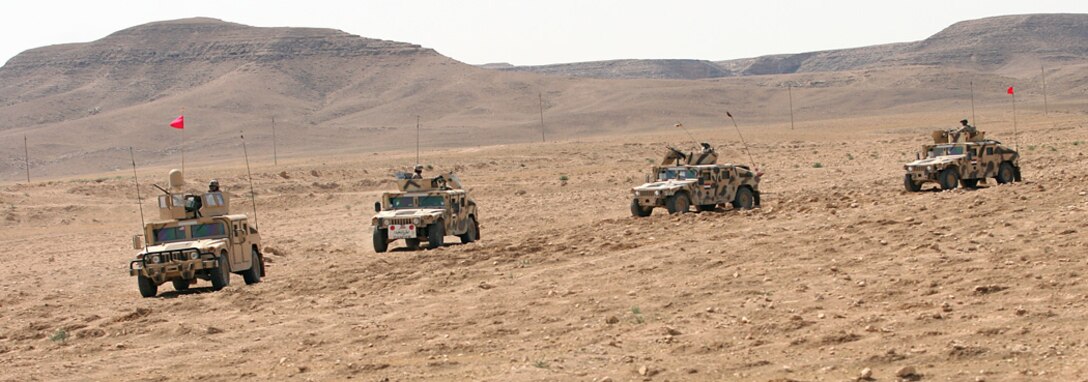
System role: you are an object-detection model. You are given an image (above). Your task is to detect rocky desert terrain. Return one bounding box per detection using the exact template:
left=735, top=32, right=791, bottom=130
left=2, top=108, right=1088, bottom=381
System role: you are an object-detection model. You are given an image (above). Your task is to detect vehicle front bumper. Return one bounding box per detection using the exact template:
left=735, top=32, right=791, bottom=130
left=130, top=249, right=218, bottom=283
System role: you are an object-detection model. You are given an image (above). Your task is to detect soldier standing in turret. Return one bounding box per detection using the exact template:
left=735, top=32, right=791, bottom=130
left=953, top=119, right=977, bottom=142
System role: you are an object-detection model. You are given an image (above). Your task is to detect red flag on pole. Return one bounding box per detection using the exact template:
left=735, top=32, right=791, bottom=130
left=170, top=115, right=185, bottom=129
left=1007, top=86, right=1014, bottom=95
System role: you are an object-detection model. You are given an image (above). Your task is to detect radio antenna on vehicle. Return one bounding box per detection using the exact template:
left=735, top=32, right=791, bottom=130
left=725, top=112, right=757, bottom=170
left=674, top=123, right=701, bottom=150
left=241, top=131, right=259, bottom=228
left=129, top=147, right=146, bottom=229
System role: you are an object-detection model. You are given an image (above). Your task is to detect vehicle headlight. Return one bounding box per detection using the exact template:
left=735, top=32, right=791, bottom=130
left=150, top=255, right=161, bottom=264
left=654, top=190, right=661, bottom=196
left=190, top=252, right=199, bottom=260
left=412, top=217, right=421, bottom=225
left=926, top=165, right=934, bottom=172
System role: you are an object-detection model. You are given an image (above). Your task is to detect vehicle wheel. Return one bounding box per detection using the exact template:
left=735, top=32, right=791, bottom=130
left=630, top=199, right=652, bottom=217
left=138, top=276, right=158, bottom=298
left=171, top=278, right=190, bottom=292
left=903, top=174, right=921, bottom=192
left=960, top=178, right=979, bottom=188
left=242, top=249, right=262, bottom=285
left=665, top=193, right=690, bottom=214
left=459, top=217, right=478, bottom=244
left=995, top=162, right=1016, bottom=184
left=696, top=204, right=716, bottom=212
left=938, top=168, right=959, bottom=190
left=210, top=253, right=230, bottom=291
left=373, top=227, right=389, bottom=253
left=427, top=221, right=445, bottom=249
left=404, top=238, right=421, bottom=250
left=732, top=187, right=755, bottom=210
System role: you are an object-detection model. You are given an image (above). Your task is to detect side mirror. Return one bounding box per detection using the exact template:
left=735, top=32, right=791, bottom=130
left=453, top=203, right=461, bottom=213
left=374, top=201, right=382, bottom=212
left=132, top=235, right=144, bottom=250
left=966, top=151, right=974, bottom=160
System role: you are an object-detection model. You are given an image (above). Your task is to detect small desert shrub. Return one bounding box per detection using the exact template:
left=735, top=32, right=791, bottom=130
left=812, top=162, right=824, bottom=168
left=50, top=329, right=68, bottom=343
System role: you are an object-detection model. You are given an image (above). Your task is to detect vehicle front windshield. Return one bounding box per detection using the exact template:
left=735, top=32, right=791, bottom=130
left=390, top=197, right=414, bottom=209
left=191, top=222, right=227, bottom=239
left=658, top=168, right=697, bottom=181
left=419, top=196, right=445, bottom=208
left=153, top=226, right=186, bottom=244
left=927, top=145, right=965, bottom=157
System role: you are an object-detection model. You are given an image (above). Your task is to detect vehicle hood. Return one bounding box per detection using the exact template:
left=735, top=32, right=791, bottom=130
left=142, top=238, right=228, bottom=255
left=374, top=209, right=444, bottom=219
left=905, top=155, right=964, bottom=167
left=633, top=179, right=695, bottom=191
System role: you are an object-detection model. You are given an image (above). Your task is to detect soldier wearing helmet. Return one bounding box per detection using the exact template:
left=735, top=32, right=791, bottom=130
left=953, top=119, right=977, bottom=142
left=208, top=179, right=220, bottom=192
left=412, top=164, right=424, bottom=179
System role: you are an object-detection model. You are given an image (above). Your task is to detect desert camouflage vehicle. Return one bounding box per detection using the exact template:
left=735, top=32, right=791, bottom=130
left=371, top=172, right=480, bottom=252
left=631, top=144, right=761, bottom=216
left=903, top=130, right=1022, bottom=191
left=129, top=170, right=265, bottom=297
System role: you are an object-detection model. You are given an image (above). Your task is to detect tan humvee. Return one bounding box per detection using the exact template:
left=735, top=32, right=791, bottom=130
left=371, top=172, right=480, bottom=252
left=903, top=130, right=1022, bottom=191
left=129, top=170, right=265, bottom=297
left=631, top=144, right=761, bottom=216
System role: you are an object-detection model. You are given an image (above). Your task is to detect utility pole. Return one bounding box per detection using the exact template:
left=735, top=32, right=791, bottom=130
left=539, top=92, right=545, bottom=142
left=271, top=116, right=278, bottom=166
left=1041, top=65, right=1049, bottom=117
left=24, top=135, right=30, bottom=184
left=416, top=115, right=421, bottom=165
left=787, top=84, right=796, bottom=130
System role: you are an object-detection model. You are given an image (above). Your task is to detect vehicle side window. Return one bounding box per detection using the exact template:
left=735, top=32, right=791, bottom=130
left=986, top=147, right=994, bottom=155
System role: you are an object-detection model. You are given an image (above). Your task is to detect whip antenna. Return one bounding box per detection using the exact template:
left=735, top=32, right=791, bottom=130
left=674, top=123, right=701, bottom=150
left=240, top=131, right=259, bottom=228
left=726, top=112, right=757, bottom=169
left=129, top=147, right=146, bottom=229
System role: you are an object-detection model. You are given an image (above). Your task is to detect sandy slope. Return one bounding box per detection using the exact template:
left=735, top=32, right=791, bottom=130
left=1, top=110, right=1087, bottom=381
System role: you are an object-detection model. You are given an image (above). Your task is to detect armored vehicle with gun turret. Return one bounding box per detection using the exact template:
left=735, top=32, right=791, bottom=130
left=630, top=143, right=761, bottom=216
left=129, top=170, right=265, bottom=297
left=371, top=172, right=480, bottom=252
left=903, top=130, right=1021, bottom=191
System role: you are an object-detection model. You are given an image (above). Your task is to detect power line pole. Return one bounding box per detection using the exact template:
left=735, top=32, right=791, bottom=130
left=1041, top=65, right=1049, bottom=117
left=271, top=116, right=278, bottom=166
left=416, top=115, right=421, bottom=164
left=23, top=135, right=30, bottom=184
left=539, top=92, right=545, bottom=142
left=787, top=84, right=796, bottom=130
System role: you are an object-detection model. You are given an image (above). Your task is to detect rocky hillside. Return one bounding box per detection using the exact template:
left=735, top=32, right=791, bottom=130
left=494, top=14, right=1088, bottom=79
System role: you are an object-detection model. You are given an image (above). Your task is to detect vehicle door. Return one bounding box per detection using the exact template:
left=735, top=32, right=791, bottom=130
left=229, top=220, right=250, bottom=269
left=965, top=146, right=982, bottom=178
left=982, top=145, right=997, bottom=177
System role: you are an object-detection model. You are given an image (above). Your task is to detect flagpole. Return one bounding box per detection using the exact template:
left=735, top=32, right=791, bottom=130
left=180, top=108, right=186, bottom=174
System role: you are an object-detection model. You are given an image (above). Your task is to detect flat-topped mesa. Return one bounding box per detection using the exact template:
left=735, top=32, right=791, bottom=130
left=395, top=173, right=466, bottom=192
left=156, top=169, right=230, bottom=220
left=662, top=143, right=718, bottom=166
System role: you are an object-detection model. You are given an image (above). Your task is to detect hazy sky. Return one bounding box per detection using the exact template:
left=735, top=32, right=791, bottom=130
left=1, top=0, right=1086, bottom=66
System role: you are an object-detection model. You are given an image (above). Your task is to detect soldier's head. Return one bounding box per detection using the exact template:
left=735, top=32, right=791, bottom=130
left=414, top=164, right=424, bottom=175
left=960, top=119, right=969, bottom=125
left=209, top=179, right=220, bottom=192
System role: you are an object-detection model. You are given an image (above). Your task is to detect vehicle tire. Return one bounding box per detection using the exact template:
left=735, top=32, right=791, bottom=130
left=996, top=162, right=1016, bottom=184
left=373, top=227, right=389, bottom=253
left=938, top=168, right=959, bottom=190
left=138, top=276, right=158, bottom=298
left=696, top=204, right=716, bottom=212
left=428, top=221, right=445, bottom=249
left=630, top=199, right=652, bottom=217
left=210, top=253, right=230, bottom=291
left=665, top=193, right=690, bottom=214
left=404, top=238, right=421, bottom=250
left=903, top=174, right=921, bottom=192
left=961, top=178, right=979, bottom=188
left=732, top=187, right=755, bottom=210
left=171, top=278, right=190, bottom=292
left=459, top=217, right=478, bottom=244
left=242, top=249, right=262, bottom=285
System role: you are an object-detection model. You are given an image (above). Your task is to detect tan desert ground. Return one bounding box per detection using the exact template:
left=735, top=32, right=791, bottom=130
left=2, top=14, right=1088, bottom=382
